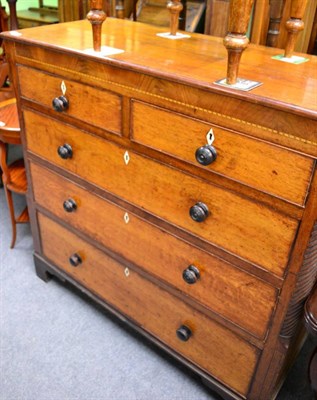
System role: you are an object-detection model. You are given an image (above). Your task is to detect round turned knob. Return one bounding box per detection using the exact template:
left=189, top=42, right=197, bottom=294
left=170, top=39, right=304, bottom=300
left=63, top=198, right=77, bottom=213
left=57, top=143, right=73, bottom=159
left=69, top=253, right=82, bottom=267
left=189, top=202, right=209, bottom=223
left=52, top=95, right=69, bottom=112
left=176, top=325, right=192, bottom=342
left=183, top=265, right=200, bottom=284
left=195, top=145, right=217, bottom=166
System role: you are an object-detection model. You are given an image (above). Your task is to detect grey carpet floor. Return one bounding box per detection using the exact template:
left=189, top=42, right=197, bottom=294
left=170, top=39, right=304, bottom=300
left=0, top=149, right=316, bottom=400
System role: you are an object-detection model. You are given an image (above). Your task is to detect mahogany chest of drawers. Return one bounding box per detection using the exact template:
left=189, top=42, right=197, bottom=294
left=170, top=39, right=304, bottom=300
left=2, top=18, right=317, bottom=400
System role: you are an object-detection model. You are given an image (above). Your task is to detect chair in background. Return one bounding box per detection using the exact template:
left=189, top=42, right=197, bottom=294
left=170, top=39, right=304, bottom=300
left=6, top=0, right=18, bottom=30
left=0, top=0, right=18, bottom=188
left=0, top=0, right=18, bottom=100
left=0, top=97, right=28, bottom=248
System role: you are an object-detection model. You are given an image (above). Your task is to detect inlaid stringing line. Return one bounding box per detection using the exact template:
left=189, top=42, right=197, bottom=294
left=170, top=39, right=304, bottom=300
left=16, top=54, right=317, bottom=148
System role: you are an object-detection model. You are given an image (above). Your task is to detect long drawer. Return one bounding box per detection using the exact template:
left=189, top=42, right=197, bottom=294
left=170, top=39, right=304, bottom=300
left=30, top=162, right=278, bottom=339
left=19, top=66, right=314, bottom=207
left=24, top=109, right=298, bottom=276
left=38, top=212, right=259, bottom=396
left=18, top=66, right=122, bottom=135
left=131, top=101, right=314, bottom=206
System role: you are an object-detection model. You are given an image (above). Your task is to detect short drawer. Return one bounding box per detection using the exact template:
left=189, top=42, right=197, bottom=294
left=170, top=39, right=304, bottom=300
left=38, top=213, right=259, bottom=396
left=18, top=65, right=122, bottom=135
left=131, top=101, right=314, bottom=206
left=25, top=109, right=299, bottom=276
left=31, top=162, right=278, bottom=339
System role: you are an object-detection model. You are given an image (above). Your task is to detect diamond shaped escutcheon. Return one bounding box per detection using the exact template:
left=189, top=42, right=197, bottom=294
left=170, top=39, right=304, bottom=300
left=124, top=150, right=130, bottom=165
left=124, top=212, right=129, bottom=224
left=61, top=80, right=67, bottom=95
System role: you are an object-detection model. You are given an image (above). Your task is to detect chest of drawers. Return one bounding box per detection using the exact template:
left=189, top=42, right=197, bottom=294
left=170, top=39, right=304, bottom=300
left=2, top=18, right=317, bottom=400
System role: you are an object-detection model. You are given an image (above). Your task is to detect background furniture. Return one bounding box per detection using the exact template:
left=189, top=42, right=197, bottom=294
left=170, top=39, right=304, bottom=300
left=0, top=97, right=28, bottom=248
left=0, top=0, right=18, bottom=187
left=0, top=0, right=17, bottom=98
left=5, top=0, right=317, bottom=52
left=205, top=0, right=317, bottom=54
left=305, top=284, right=317, bottom=396
left=251, top=0, right=317, bottom=51
left=58, top=0, right=110, bottom=22
left=16, top=9, right=58, bottom=29
left=0, top=3, right=10, bottom=97
left=7, top=0, right=59, bottom=29
left=6, top=0, right=18, bottom=30
left=132, top=0, right=205, bottom=32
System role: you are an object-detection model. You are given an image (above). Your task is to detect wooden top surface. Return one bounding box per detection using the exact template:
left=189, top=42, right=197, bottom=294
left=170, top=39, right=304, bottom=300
left=2, top=18, right=317, bottom=117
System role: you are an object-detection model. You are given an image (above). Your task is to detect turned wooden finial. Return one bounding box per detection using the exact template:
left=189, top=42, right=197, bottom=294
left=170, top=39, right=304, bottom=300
left=167, top=0, right=183, bottom=36
left=87, top=0, right=106, bottom=52
left=284, top=0, right=308, bottom=57
left=115, top=0, right=125, bottom=19
left=266, top=0, right=285, bottom=47
left=223, top=0, right=254, bottom=85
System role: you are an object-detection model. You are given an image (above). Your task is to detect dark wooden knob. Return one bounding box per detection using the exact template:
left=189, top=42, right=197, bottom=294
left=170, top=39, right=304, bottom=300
left=195, top=145, right=217, bottom=166
left=183, top=265, right=200, bottom=284
left=63, top=198, right=77, bottom=213
left=69, top=253, right=82, bottom=267
left=189, top=202, right=209, bottom=222
left=176, top=325, right=192, bottom=341
left=52, top=95, right=69, bottom=112
left=57, top=143, right=73, bottom=159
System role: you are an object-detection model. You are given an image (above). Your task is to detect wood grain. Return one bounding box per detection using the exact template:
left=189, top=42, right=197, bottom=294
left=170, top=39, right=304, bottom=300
left=280, top=222, right=317, bottom=337
left=87, top=0, right=106, bottom=52
left=24, top=110, right=299, bottom=276
left=131, top=100, right=314, bottom=205
left=30, top=161, right=278, bottom=340
left=38, top=212, right=259, bottom=396
left=2, top=19, right=316, bottom=115
left=18, top=66, right=122, bottom=136
left=13, top=44, right=317, bottom=158
left=3, top=17, right=317, bottom=400
left=204, top=0, right=230, bottom=37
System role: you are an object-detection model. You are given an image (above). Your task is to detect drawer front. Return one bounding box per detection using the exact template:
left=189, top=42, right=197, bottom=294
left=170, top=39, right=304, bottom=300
left=25, top=109, right=298, bottom=276
left=31, top=162, right=278, bottom=339
left=38, top=212, right=258, bottom=395
left=18, top=66, right=122, bottom=135
left=131, top=101, right=314, bottom=206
